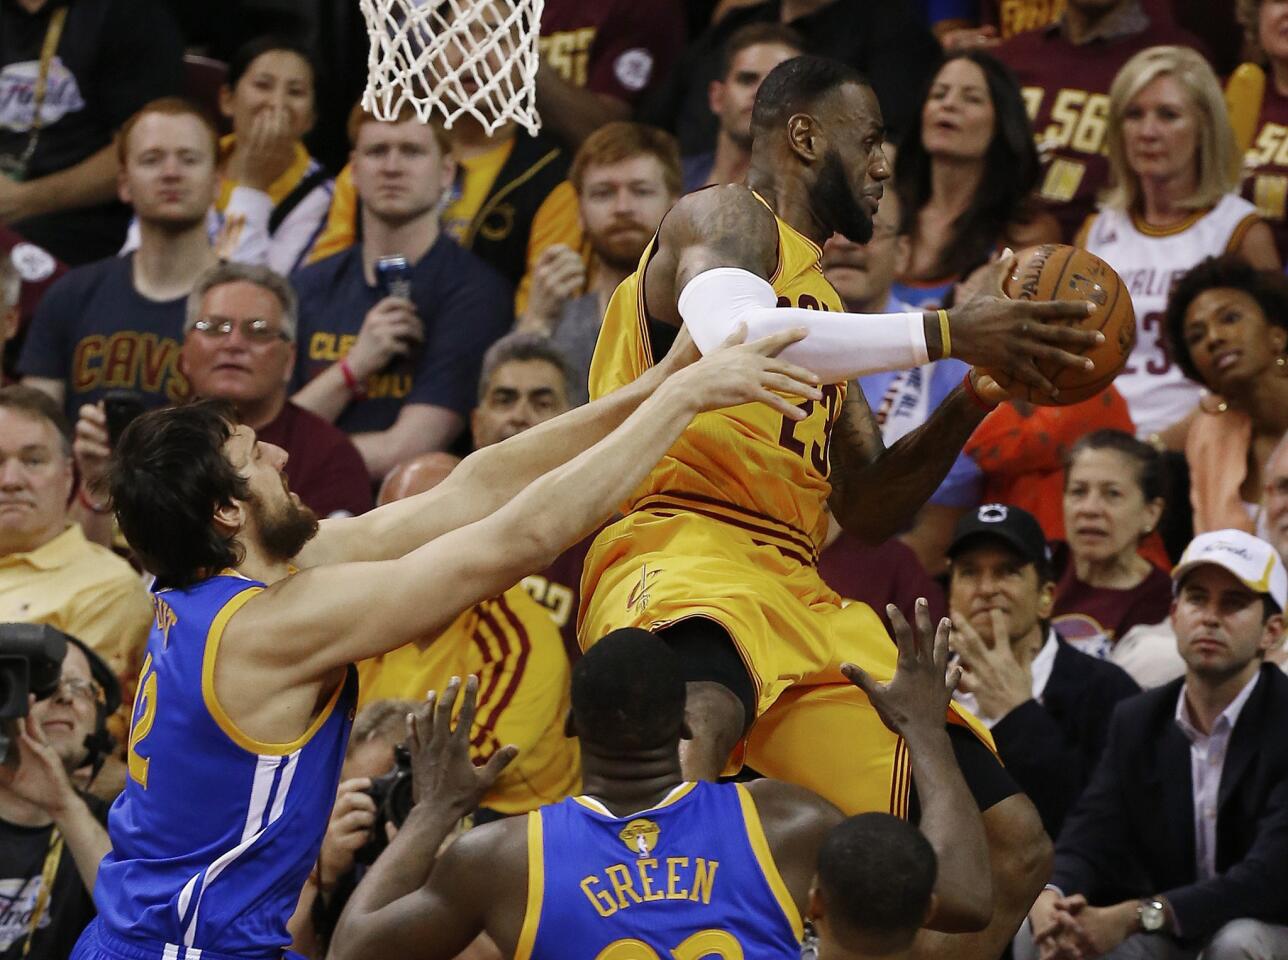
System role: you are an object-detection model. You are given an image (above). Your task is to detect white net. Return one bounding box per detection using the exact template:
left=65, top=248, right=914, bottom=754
left=360, top=0, right=545, bottom=136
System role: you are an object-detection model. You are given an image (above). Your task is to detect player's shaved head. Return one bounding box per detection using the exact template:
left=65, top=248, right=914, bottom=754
left=751, top=55, right=870, bottom=137
left=815, top=814, right=936, bottom=952
left=572, top=629, right=686, bottom=752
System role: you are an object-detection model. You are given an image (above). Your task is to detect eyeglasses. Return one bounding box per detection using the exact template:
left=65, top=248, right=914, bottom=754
left=191, top=317, right=291, bottom=343
left=57, top=676, right=104, bottom=705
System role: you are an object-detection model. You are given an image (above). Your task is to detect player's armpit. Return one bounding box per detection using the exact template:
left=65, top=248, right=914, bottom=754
left=643, top=185, right=779, bottom=327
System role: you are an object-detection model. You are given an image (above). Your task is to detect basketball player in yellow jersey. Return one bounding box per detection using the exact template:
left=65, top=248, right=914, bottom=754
left=580, top=55, right=1103, bottom=960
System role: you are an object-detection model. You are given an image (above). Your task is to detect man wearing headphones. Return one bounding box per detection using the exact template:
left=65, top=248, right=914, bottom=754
left=0, top=631, right=120, bottom=960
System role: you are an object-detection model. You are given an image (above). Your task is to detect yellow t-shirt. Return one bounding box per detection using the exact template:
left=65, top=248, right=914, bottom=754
left=356, top=585, right=579, bottom=814
left=0, top=524, right=152, bottom=675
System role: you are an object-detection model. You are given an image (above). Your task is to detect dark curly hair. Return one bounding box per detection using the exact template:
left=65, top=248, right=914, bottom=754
left=109, top=400, right=250, bottom=589
left=1163, top=255, right=1288, bottom=386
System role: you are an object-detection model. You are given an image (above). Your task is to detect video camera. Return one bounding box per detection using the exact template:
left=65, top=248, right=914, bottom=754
left=0, top=623, right=68, bottom=763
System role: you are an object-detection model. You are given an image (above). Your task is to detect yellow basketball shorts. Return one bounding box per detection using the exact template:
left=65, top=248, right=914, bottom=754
left=579, top=509, right=993, bottom=815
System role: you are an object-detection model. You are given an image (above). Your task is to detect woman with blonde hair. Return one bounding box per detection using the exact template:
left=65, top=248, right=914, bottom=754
left=1077, top=45, right=1279, bottom=446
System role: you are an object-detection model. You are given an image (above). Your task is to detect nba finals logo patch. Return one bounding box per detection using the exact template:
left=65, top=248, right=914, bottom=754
left=619, top=818, right=660, bottom=857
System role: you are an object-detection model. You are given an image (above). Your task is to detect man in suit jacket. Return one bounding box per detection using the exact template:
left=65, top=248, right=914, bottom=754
left=947, top=504, right=1141, bottom=841
left=1021, top=529, right=1288, bottom=960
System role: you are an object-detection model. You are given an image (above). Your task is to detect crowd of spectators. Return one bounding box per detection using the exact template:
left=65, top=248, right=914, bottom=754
left=4, top=0, right=1288, bottom=958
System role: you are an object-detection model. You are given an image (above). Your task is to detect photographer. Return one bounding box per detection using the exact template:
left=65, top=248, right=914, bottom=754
left=286, top=700, right=416, bottom=959
left=0, top=634, right=119, bottom=960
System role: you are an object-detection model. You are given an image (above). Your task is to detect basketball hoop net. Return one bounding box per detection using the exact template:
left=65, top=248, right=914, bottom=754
left=359, top=0, right=544, bottom=136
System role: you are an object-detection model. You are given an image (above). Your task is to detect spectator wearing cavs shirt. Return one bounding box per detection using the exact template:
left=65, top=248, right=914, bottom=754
left=17, top=98, right=220, bottom=423
left=290, top=106, right=511, bottom=481
left=993, top=0, right=1205, bottom=242
left=180, top=262, right=371, bottom=519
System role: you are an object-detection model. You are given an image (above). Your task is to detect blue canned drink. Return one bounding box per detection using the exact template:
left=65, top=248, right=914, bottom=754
left=375, top=255, right=412, bottom=299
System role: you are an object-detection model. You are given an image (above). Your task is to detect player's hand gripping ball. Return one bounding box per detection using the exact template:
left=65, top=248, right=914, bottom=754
left=981, top=244, right=1135, bottom=405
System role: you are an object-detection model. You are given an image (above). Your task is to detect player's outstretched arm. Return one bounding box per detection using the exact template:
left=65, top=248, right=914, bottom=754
left=652, top=195, right=1102, bottom=395
left=331, top=677, right=525, bottom=960
left=296, top=326, right=757, bottom=570
left=238, top=329, right=821, bottom=677
left=842, top=601, right=993, bottom=933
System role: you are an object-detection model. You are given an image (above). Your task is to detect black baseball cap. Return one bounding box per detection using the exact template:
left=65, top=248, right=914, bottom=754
left=948, top=503, right=1052, bottom=574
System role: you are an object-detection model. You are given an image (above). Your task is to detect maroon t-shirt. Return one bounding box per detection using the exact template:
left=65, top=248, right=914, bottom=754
left=539, top=0, right=685, bottom=106
left=817, top=533, right=946, bottom=635
left=257, top=402, right=373, bottom=519
left=1241, top=82, right=1288, bottom=262
left=522, top=531, right=596, bottom=662
left=1050, top=542, right=1172, bottom=659
left=996, top=20, right=1205, bottom=242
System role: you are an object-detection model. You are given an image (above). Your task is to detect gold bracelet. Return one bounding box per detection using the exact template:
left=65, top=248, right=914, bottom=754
left=938, top=309, right=951, bottom=359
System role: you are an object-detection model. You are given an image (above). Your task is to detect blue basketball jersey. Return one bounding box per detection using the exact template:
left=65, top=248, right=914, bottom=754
left=84, top=571, right=356, bottom=959
left=517, top=780, right=803, bottom=959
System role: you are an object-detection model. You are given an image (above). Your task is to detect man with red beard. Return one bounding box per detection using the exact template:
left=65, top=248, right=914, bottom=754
left=519, top=122, right=682, bottom=404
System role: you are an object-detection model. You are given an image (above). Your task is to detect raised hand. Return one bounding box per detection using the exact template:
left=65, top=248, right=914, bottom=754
left=841, top=598, right=958, bottom=741
left=951, top=609, right=1034, bottom=722
left=230, top=106, right=297, bottom=192
left=346, top=297, right=424, bottom=379
left=73, top=403, right=111, bottom=497
left=318, top=778, right=379, bottom=886
left=0, top=709, right=77, bottom=818
left=670, top=325, right=823, bottom=419
left=947, top=252, right=1101, bottom=399
left=408, top=676, right=518, bottom=822
left=521, top=244, right=586, bottom=333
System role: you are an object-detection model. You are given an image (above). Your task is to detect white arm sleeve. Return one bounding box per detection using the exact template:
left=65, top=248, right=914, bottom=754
left=677, top=266, right=931, bottom=382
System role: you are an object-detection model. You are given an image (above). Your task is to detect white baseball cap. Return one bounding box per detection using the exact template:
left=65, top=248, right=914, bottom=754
left=1172, top=530, right=1287, bottom=611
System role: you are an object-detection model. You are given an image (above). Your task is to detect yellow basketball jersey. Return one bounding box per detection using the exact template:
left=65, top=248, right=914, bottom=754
left=356, top=586, right=579, bottom=814
left=589, top=199, right=846, bottom=554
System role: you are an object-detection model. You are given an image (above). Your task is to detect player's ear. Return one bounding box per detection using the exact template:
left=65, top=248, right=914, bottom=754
left=922, top=891, right=939, bottom=927
left=786, top=113, right=820, bottom=163
left=806, top=878, right=825, bottom=922
left=212, top=498, right=246, bottom=539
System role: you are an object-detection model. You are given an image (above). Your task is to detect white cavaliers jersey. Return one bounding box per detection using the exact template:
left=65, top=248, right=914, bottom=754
left=1080, top=193, right=1259, bottom=436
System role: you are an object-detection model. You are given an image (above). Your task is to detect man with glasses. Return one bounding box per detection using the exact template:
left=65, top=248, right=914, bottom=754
left=0, top=632, right=121, bottom=960
left=179, top=262, right=372, bottom=519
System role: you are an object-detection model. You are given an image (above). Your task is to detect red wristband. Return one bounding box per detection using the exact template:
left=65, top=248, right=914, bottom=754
left=339, top=358, right=366, bottom=398
left=962, top=372, right=1000, bottom=412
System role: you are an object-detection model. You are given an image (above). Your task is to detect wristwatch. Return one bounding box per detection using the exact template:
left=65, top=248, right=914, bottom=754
left=1138, top=898, right=1167, bottom=933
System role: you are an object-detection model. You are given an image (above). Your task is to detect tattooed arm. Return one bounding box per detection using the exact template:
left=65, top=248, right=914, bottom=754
left=827, top=381, right=989, bottom=544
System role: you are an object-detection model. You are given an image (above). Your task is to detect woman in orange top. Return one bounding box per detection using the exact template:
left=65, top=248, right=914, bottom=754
left=1164, top=254, right=1288, bottom=535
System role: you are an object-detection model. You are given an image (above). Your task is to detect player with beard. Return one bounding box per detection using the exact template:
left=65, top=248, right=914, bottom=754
left=579, top=55, right=1103, bottom=959
left=72, top=318, right=823, bottom=960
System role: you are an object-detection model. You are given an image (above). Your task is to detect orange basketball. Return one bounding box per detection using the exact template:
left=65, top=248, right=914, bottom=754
left=980, top=244, right=1136, bottom=406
